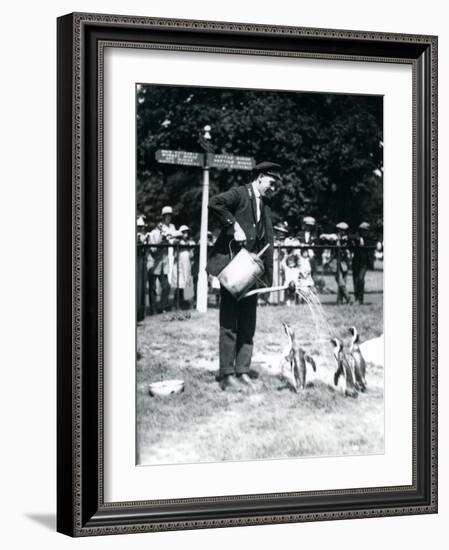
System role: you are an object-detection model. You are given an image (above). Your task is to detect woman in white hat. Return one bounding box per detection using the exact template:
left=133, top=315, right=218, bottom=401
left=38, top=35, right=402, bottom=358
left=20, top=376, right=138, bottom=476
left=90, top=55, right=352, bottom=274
left=171, top=225, right=195, bottom=309
left=147, top=206, right=177, bottom=313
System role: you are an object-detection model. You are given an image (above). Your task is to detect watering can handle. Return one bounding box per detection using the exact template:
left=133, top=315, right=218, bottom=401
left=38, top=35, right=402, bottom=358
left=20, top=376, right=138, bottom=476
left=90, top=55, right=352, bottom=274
left=228, top=239, right=242, bottom=260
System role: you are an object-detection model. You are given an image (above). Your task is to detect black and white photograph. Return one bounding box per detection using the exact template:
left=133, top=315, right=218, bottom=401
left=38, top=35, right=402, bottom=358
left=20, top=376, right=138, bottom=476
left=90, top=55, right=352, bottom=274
left=1, top=0, right=442, bottom=544
left=135, top=83, right=384, bottom=466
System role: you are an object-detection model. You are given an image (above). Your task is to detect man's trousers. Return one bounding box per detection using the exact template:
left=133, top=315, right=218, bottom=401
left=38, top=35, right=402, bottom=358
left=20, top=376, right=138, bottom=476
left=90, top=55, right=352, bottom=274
left=219, top=287, right=258, bottom=376
left=352, top=265, right=368, bottom=304
left=148, top=273, right=170, bottom=314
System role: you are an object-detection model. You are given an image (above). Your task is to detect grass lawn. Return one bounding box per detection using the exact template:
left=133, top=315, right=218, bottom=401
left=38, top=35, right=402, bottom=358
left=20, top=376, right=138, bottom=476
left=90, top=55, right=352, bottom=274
left=137, top=298, right=383, bottom=466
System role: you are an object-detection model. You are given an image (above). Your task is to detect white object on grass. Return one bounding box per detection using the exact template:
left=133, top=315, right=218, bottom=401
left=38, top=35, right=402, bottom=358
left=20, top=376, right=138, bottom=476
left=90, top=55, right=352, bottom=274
left=149, top=379, right=185, bottom=397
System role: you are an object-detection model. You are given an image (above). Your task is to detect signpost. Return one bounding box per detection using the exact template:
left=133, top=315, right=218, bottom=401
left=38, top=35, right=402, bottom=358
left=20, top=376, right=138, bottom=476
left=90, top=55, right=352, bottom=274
left=156, top=147, right=255, bottom=312
left=208, top=153, right=255, bottom=171
left=155, top=149, right=204, bottom=167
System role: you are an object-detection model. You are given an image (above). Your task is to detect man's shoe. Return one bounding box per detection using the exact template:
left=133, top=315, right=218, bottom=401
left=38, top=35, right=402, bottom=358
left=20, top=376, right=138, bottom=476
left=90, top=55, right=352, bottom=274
left=237, top=373, right=256, bottom=391
left=220, top=374, right=241, bottom=391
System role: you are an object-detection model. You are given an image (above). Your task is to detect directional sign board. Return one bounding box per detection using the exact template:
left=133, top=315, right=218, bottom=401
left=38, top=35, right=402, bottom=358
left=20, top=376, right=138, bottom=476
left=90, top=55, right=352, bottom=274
left=208, top=154, right=255, bottom=171
left=156, top=149, right=204, bottom=167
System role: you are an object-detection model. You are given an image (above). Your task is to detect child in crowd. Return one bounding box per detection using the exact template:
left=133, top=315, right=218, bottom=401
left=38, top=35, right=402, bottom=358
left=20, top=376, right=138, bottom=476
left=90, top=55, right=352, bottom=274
left=297, top=248, right=315, bottom=295
left=282, top=253, right=301, bottom=307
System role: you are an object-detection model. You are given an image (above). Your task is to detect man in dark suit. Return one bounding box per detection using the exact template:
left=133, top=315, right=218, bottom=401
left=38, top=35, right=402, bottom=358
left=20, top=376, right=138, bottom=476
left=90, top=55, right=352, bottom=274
left=207, top=162, right=281, bottom=391
left=320, top=221, right=352, bottom=304
left=351, top=222, right=373, bottom=305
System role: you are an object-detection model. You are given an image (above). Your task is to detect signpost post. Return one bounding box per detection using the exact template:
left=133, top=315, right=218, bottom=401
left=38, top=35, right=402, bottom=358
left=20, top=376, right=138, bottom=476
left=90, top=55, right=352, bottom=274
left=196, top=160, right=210, bottom=312
left=156, top=147, right=255, bottom=312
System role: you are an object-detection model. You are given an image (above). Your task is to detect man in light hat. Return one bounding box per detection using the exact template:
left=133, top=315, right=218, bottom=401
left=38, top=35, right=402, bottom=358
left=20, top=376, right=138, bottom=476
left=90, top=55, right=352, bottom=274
left=273, top=221, right=289, bottom=236
left=297, top=215, right=318, bottom=277
left=207, top=161, right=281, bottom=391
left=147, top=206, right=177, bottom=314
left=334, top=222, right=353, bottom=304
left=136, top=215, right=147, bottom=243
left=136, top=215, right=148, bottom=321
left=351, top=222, right=372, bottom=305
left=320, top=221, right=352, bottom=304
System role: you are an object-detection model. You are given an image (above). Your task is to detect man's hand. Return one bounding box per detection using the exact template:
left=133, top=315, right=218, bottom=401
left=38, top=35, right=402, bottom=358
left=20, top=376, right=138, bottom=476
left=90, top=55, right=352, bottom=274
left=233, top=221, right=247, bottom=244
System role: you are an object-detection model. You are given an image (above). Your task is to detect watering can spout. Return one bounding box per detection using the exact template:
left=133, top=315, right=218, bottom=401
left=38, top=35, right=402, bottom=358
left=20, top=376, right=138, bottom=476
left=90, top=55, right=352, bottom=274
left=243, top=284, right=288, bottom=298
left=256, top=243, right=270, bottom=258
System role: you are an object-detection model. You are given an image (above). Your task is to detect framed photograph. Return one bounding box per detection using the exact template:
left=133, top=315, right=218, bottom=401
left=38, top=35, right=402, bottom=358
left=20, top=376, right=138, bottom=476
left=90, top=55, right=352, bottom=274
left=57, top=12, right=437, bottom=536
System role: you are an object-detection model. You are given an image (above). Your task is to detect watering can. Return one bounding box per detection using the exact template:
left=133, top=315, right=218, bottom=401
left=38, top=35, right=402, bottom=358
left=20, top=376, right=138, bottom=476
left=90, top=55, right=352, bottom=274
left=217, top=241, right=270, bottom=301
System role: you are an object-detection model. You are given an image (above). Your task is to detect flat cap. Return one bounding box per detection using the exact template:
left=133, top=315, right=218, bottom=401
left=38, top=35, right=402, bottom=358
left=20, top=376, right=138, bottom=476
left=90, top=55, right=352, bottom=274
left=161, top=206, right=173, bottom=215
left=254, top=161, right=282, bottom=179
left=179, top=225, right=189, bottom=232
left=336, top=221, right=349, bottom=231
left=359, top=222, right=370, bottom=230
left=303, top=216, right=316, bottom=226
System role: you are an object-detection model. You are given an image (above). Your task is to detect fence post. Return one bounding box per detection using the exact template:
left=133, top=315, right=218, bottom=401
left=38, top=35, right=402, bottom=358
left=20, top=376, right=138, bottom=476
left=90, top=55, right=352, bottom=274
left=176, top=242, right=180, bottom=311
left=276, top=245, right=280, bottom=305
left=136, top=245, right=146, bottom=321
left=336, top=238, right=341, bottom=303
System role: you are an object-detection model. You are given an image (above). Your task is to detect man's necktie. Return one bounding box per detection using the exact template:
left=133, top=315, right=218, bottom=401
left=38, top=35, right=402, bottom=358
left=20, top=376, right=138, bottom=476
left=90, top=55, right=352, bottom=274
left=257, top=199, right=265, bottom=239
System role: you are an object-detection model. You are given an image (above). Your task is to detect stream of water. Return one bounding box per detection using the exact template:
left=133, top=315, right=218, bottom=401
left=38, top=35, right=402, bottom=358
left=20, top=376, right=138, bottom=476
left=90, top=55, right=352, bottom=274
left=294, top=287, right=337, bottom=366
left=250, top=284, right=337, bottom=367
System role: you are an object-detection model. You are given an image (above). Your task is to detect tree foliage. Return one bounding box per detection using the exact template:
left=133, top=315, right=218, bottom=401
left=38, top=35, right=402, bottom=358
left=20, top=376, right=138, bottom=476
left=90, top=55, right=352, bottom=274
left=137, top=84, right=383, bottom=237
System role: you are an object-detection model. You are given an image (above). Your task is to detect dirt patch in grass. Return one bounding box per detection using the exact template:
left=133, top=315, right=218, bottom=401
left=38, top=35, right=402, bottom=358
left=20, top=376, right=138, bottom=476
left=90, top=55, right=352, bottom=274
left=137, top=302, right=383, bottom=465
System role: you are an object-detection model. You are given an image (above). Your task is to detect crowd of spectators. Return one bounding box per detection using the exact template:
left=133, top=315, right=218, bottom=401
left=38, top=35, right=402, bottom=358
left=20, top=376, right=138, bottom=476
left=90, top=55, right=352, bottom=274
left=137, top=208, right=383, bottom=315
left=137, top=207, right=197, bottom=314
left=272, top=216, right=382, bottom=306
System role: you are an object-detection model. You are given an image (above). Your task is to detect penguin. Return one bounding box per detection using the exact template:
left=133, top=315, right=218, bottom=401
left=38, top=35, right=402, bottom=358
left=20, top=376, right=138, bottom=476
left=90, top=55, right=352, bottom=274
left=330, top=337, right=358, bottom=398
left=281, top=322, right=316, bottom=392
left=348, top=327, right=367, bottom=392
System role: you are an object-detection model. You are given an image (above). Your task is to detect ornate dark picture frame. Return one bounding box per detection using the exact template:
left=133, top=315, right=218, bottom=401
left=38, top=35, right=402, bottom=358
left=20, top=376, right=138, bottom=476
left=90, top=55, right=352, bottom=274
left=57, top=12, right=438, bottom=537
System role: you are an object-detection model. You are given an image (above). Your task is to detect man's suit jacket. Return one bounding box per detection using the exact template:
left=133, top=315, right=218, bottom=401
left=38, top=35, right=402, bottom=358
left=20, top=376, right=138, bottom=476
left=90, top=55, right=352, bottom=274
left=206, top=184, right=274, bottom=286
left=350, top=233, right=374, bottom=270
left=297, top=229, right=317, bottom=246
